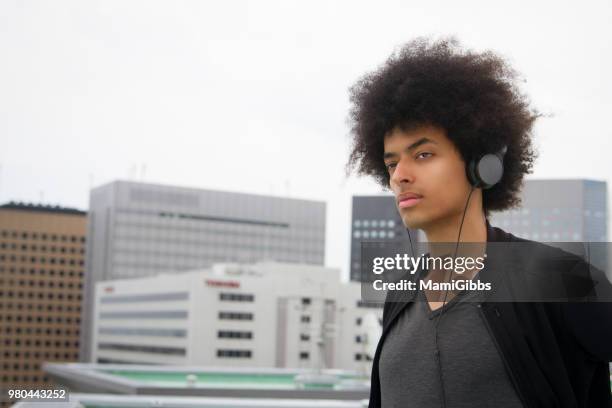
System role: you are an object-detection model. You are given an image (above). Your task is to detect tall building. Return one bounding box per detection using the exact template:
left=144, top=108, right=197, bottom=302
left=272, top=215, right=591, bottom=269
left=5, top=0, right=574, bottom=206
left=91, top=261, right=381, bottom=374
left=489, top=179, right=607, bottom=242
left=80, top=180, right=326, bottom=362
left=0, top=202, right=86, bottom=401
left=490, top=179, right=609, bottom=281
left=349, top=195, right=417, bottom=282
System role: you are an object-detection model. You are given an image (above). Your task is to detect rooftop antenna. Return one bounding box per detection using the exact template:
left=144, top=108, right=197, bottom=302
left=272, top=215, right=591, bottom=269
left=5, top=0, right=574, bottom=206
left=294, top=300, right=370, bottom=391
left=360, top=312, right=382, bottom=377
left=284, top=179, right=291, bottom=197
left=294, top=299, right=339, bottom=389
left=128, top=163, right=138, bottom=180
left=140, top=163, right=147, bottom=181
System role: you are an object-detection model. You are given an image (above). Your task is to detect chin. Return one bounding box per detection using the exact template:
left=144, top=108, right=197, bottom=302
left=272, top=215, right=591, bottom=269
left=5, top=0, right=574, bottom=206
left=399, top=210, right=428, bottom=230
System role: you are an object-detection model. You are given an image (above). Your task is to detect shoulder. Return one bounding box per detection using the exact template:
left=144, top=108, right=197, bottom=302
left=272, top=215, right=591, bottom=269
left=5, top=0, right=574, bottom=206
left=488, top=223, right=599, bottom=300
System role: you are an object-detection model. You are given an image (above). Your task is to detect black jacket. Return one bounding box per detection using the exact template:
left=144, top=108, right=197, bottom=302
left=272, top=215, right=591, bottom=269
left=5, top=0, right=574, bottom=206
left=368, top=222, right=612, bottom=408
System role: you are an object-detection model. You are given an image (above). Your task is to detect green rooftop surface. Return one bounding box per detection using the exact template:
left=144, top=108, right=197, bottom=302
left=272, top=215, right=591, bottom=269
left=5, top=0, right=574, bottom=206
left=98, top=369, right=364, bottom=389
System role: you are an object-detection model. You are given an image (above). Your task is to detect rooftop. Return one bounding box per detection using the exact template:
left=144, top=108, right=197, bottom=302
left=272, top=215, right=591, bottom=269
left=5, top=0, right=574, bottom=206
left=0, top=201, right=86, bottom=216
left=43, top=363, right=370, bottom=401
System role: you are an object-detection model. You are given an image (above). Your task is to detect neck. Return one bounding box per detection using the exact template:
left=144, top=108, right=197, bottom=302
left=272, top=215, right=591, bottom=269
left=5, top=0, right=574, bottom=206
left=423, top=192, right=488, bottom=245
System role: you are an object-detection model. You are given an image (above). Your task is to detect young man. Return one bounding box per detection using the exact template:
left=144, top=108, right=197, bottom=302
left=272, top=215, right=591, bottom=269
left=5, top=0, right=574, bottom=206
left=347, top=37, right=612, bottom=407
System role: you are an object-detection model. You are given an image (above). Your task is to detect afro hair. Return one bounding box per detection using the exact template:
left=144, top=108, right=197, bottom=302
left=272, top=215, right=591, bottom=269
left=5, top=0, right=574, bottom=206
left=346, top=36, right=540, bottom=216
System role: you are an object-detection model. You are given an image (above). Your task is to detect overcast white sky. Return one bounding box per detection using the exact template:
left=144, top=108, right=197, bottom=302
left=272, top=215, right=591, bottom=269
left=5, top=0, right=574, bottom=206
left=1, top=0, right=611, bottom=279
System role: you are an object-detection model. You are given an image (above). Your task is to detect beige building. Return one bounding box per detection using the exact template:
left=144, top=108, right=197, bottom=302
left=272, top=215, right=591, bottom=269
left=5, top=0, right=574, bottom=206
left=0, top=202, right=86, bottom=400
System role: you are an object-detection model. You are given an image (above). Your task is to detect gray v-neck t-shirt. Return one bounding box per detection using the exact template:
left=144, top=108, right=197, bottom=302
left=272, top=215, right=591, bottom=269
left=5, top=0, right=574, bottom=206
left=378, top=287, right=524, bottom=408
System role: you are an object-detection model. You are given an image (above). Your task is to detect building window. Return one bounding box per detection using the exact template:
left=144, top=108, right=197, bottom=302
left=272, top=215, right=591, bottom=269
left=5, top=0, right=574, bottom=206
left=218, top=311, right=253, bottom=321
left=301, top=297, right=311, bottom=306
left=299, top=352, right=309, bottom=360
left=219, top=293, right=255, bottom=302
left=98, top=343, right=185, bottom=355
left=354, top=352, right=372, bottom=361
left=356, top=317, right=362, bottom=326
left=218, top=330, right=253, bottom=339
left=99, top=310, right=187, bottom=319
left=301, top=315, right=311, bottom=323
left=356, top=300, right=383, bottom=309
left=217, top=349, right=252, bottom=358
left=98, top=327, right=187, bottom=337
left=101, top=292, right=189, bottom=303
left=300, top=334, right=310, bottom=341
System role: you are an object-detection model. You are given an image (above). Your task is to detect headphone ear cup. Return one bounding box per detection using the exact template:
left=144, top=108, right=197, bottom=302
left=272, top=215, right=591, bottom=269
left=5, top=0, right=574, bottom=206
left=466, top=159, right=480, bottom=188
left=475, top=154, right=504, bottom=189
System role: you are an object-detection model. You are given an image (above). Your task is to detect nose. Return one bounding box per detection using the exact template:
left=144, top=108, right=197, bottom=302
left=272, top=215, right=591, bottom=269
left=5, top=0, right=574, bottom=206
left=390, top=158, right=416, bottom=187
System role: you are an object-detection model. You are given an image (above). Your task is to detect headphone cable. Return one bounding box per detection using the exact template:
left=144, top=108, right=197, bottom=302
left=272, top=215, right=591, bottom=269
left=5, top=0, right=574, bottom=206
left=432, top=185, right=476, bottom=408
left=435, top=184, right=476, bottom=330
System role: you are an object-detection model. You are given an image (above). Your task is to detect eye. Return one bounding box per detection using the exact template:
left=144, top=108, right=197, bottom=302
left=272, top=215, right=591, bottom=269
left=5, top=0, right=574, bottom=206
left=416, top=152, right=433, bottom=160
left=385, top=162, right=397, bottom=172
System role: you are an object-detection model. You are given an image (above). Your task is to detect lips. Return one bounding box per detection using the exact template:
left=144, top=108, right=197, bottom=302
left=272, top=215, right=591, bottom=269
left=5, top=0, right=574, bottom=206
left=397, top=193, right=423, bottom=209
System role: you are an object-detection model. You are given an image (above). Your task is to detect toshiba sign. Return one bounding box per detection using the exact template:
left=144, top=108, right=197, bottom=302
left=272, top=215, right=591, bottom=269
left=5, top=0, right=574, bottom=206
left=205, top=279, right=240, bottom=288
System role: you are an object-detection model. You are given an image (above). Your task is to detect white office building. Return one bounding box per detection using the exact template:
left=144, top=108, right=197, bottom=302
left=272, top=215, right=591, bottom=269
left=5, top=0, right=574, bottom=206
left=92, top=262, right=382, bottom=374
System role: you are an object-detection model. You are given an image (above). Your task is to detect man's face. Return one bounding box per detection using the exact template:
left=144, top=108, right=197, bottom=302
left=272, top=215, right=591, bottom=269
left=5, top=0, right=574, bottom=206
left=383, top=124, right=473, bottom=230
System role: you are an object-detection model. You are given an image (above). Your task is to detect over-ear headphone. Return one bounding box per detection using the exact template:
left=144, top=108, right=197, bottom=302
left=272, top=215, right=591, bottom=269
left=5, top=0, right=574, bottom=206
left=466, top=145, right=507, bottom=189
